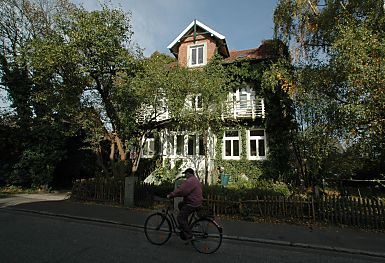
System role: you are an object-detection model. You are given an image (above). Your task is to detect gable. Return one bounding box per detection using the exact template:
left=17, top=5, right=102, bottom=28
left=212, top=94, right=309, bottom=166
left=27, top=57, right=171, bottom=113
left=167, top=19, right=229, bottom=59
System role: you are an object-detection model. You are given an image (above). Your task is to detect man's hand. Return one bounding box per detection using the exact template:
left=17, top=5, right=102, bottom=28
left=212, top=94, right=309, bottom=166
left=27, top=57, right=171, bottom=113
left=166, top=194, right=171, bottom=199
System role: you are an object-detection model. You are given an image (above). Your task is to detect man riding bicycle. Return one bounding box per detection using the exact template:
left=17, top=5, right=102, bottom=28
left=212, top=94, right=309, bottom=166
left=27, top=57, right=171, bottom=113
left=167, top=168, right=203, bottom=241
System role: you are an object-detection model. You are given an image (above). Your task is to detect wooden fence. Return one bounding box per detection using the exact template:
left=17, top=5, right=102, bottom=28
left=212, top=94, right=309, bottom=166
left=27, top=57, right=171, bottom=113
left=204, top=195, right=385, bottom=229
left=71, top=177, right=125, bottom=205
left=72, top=179, right=385, bottom=230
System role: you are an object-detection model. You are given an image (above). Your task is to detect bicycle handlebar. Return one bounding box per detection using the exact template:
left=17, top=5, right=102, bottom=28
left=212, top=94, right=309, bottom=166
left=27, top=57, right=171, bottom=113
left=174, top=175, right=186, bottom=181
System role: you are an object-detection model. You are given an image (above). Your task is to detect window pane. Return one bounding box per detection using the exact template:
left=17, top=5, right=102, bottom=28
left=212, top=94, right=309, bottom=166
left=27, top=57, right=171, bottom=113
left=199, top=136, right=204, bottom=155
left=250, top=140, right=257, bottom=156
left=225, top=140, right=231, bottom=156
left=258, top=139, right=265, bottom=156
left=240, top=94, right=248, bottom=109
left=188, top=135, right=196, bottom=155
left=167, top=135, right=174, bottom=155
left=233, top=140, right=240, bottom=156
left=191, top=48, right=196, bottom=65
left=143, top=143, right=148, bottom=156
left=149, top=140, right=155, bottom=155
left=197, top=95, right=202, bottom=108
left=190, top=96, right=195, bottom=108
left=177, top=135, right=184, bottom=155
left=250, top=130, right=264, bottom=136
left=198, top=46, right=203, bottom=64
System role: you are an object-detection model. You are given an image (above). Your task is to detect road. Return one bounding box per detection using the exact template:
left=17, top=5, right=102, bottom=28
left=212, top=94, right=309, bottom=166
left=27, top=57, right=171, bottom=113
left=0, top=209, right=383, bottom=263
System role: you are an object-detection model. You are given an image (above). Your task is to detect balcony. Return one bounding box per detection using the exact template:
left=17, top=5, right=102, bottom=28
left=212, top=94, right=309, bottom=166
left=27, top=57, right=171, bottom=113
left=136, top=106, right=170, bottom=124
left=222, top=98, right=265, bottom=120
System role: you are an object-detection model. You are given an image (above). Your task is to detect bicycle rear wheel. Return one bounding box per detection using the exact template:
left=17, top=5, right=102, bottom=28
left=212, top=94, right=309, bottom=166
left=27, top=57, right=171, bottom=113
left=191, top=218, right=222, bottom=254
left=144, top=213, right=172, bottom=245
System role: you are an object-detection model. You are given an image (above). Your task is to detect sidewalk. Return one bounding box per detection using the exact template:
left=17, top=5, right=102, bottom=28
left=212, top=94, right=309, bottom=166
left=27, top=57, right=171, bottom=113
left=2, top=194, right=385, bottom=258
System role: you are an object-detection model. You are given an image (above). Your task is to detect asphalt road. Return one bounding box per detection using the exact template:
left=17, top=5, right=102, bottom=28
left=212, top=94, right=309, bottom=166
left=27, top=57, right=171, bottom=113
left=0, top=209, right=383, bottom=263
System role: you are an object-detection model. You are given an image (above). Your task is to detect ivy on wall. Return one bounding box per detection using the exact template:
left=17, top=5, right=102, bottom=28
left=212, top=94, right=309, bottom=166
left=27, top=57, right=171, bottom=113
left=214, top=127, right=267, bottom=182
left=214, top=47, right=295, bottom=183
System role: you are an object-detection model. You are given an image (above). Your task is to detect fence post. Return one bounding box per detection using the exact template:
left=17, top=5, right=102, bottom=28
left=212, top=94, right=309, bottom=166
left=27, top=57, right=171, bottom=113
left=124, top=176, right=137, bottom=207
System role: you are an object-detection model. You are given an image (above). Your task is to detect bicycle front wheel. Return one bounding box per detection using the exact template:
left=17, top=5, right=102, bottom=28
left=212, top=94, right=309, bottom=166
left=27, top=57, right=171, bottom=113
left=191, top=218, right=223, bottom=254
left=144, top=213, right=172, bottom=245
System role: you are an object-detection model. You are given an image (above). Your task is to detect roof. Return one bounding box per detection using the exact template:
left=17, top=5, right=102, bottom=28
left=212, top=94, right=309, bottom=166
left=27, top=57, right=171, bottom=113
left=167, top=19, right=229, bottom=58
left=224, top=40, right=287, bottom=63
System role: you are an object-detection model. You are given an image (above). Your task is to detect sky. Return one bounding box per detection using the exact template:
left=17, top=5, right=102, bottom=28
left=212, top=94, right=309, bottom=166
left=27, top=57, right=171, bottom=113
left=72, top=0, right=279, bottom=57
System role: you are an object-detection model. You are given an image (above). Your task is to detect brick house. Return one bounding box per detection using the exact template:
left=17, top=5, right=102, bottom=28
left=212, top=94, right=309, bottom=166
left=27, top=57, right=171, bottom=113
left=141, top=20, right=287, bottom=184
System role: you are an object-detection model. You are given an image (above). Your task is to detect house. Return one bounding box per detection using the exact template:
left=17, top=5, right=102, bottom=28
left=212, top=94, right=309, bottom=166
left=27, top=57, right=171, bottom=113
left=141, top=20, right=288, bottom=184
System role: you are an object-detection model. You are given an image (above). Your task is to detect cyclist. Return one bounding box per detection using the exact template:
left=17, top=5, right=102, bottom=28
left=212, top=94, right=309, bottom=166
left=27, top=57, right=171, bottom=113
left=167, top=168, right=203, bottom=241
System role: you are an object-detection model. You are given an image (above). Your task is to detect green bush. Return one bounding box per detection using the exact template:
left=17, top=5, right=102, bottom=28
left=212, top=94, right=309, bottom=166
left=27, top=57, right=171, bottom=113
left=203, top=179, right=292, bottom=201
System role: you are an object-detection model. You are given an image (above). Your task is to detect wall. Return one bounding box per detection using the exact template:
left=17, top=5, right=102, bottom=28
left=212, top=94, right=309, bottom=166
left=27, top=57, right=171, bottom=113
left=177, top=30, right=218, bottom=68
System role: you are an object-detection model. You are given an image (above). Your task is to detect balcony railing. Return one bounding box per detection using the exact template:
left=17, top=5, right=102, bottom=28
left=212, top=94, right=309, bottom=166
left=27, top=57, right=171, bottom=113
left=136, top=106, right=169, bottom=124
left=222, top=98, right=265, bottom=120
left=137, top=98, right=265, bottom=124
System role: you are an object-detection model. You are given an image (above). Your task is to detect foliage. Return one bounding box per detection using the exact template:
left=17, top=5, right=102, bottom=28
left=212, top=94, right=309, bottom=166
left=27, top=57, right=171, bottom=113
left=0, top=0, right=83, bottom=188
left=164, top=54, right=231, bottom=184
left=116, top=52, right=176, bottom=175
left=147, top=159, right=184, bottom=184
left=203, top=180, right=292, bottom=200
left=21, top=3, right=143, bottom=180
left=0, top=1, right=146, bottom=187
left=273, top=0, right=385, bottom=185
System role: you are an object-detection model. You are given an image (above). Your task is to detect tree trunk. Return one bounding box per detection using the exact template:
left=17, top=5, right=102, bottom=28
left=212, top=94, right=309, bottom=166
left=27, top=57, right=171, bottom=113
left=131, top=134, right=146, bottom=177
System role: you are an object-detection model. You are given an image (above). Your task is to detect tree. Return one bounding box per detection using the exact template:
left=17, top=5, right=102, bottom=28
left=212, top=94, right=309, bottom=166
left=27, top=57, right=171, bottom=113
left=116, top=52, right=176, bottom=176
left=24, top=4, right=142, bottom=178
left=273, top=0, right=385, bottom=184
left=0, top=0, right=82, bottom=187
left=166, top=55, right=229, bottom=184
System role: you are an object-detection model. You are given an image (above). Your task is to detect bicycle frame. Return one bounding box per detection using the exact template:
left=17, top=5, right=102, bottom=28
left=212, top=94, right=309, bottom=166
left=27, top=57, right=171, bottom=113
left=161, top=201, right=199, bottom=234
left=145, top=198, right=224, bottom=254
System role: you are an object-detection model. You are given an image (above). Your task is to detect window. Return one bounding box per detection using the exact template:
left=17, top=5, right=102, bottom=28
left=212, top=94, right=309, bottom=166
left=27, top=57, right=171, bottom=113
left=196, top=95, right=202, bottom=109
left=167, top=133, right=205, bottom=157
left=176, top=135, right=184, bottom=155
left=142, top=137, right=155, bottom=157
left=239, top=93, right=248, bottom=109
left=223, top=130, right=240, bottom=159
left=188, top=135, right=196, bottom=155
left=166, top=135, right=174, bottom=155
left=188, top=94, right=202, bottom=109
left=188, top=43, right=206, bottom=67
left=248, top=129, right=266, bottom=160
left=199, top=136, right=205, bottom=156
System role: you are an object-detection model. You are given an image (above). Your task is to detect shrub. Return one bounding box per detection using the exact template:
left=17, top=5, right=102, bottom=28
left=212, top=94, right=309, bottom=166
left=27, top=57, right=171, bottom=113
left=203, top=179, right=292, bottom=201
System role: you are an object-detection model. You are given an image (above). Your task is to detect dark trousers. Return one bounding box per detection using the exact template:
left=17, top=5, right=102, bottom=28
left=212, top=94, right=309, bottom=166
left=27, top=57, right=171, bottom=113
left=177, top=202, right=197, bottom=240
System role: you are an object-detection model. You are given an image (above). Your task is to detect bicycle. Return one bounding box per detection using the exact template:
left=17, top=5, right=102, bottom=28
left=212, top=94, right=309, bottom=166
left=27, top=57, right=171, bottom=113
left=144, top=197, right=223, bottom=254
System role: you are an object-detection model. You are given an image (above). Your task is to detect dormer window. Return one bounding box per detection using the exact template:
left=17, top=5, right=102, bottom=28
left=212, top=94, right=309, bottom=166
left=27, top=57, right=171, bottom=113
left=188, top=42, right=207, bottom=67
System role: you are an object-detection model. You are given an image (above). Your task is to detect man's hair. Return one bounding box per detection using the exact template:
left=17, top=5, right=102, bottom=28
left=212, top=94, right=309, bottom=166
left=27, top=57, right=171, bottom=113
left=182, top=168, right=194, bottom=175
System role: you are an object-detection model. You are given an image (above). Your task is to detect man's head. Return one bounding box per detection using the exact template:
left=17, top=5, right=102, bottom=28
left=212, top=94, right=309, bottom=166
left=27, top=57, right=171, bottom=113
left=182, top=168, right=195, bottom=177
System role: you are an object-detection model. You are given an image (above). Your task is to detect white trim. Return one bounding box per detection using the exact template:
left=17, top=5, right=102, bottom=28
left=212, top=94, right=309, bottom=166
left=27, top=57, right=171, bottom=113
left=142, top=137, right=155, bottom=158
left=167, top=20, right=226, bottom=50
left=247, top=129, right=267, bottom=160
left=187, top=42, right=207, bottom=68
left=223, top=130, right=241, bottom=160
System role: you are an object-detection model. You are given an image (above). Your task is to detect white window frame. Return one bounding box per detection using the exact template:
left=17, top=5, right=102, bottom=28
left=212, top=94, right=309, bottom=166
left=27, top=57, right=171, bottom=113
left=234, top=86, right=256, bottom=109
left=188, top=42, right=207, bottom=68
left=247, top=129, right=267, bottom=160
left=142, top=137, right=155, bottom=158
left=186, top=94, right=203, bottom=110
left=223, top=130, right=241, bottom=160
left=176, top=134, right=185, bottom=156
left=187, top=134, right=197, bottom=156
left=166, top=133, right=175, bottom=156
